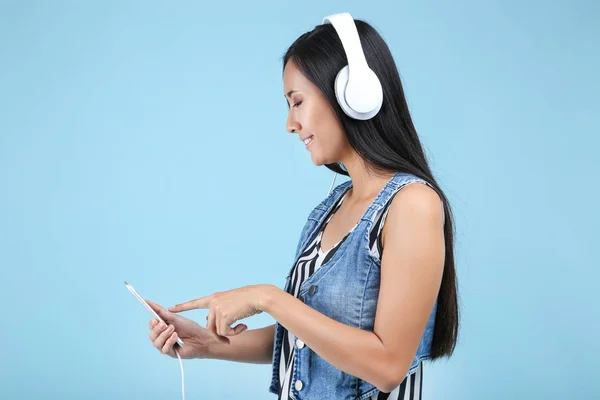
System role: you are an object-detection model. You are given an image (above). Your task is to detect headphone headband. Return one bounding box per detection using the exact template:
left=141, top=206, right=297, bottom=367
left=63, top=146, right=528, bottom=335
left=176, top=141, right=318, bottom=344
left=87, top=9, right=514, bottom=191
left=322, top=13, right=369, bottom=74
left=321, top=12, right=383, bottom=120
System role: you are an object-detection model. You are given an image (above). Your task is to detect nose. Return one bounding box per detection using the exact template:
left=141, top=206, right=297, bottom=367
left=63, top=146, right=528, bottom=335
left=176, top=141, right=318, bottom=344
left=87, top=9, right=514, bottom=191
left=286, top=112, right=301, bottom=134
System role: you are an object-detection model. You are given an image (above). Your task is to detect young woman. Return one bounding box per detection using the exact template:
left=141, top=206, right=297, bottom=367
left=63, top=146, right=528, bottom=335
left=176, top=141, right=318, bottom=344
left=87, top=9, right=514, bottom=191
left=146, top=13, right=458, bottom=400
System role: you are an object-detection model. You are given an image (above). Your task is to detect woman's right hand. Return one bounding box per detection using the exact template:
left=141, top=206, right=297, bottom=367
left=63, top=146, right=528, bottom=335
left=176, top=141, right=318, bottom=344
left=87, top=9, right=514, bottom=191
left=145, top=299, right=223, bottom=359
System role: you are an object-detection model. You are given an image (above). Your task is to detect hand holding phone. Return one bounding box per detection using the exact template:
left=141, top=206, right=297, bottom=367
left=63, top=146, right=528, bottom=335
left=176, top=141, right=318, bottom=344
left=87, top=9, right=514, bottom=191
left=124, top=281, right=185, bottom=347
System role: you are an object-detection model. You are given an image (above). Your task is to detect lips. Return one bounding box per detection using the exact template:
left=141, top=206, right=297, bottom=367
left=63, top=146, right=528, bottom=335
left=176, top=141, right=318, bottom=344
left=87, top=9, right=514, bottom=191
left=301, top=135, right=314, bottom=145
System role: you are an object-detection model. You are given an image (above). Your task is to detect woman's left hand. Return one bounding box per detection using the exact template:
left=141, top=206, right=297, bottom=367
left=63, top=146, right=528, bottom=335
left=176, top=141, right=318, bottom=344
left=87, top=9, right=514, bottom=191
left=168, top=284, right=270, bottom=344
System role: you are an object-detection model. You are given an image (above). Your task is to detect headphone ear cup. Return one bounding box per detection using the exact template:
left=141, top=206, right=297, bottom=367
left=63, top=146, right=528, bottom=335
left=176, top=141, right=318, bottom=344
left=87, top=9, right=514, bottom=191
left=334, top=65, right=383, bottom=120
left=334, top=65, right=353, bottom=117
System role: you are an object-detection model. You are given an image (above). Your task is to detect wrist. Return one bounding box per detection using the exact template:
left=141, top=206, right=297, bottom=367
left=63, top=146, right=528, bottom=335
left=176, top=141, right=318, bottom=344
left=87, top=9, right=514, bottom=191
left=201, top=338, right=221, bottom=360
left=257, top=284, right=277, bottom=313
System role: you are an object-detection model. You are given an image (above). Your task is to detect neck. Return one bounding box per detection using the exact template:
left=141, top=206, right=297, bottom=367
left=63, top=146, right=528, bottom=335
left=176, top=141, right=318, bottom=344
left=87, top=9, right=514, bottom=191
left=339, top=151, right=395, bottom=203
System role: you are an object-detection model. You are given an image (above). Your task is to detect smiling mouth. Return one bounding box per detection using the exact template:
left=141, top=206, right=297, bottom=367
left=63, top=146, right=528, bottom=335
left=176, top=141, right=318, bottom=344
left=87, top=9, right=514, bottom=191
left=303, top=135, right=314, bottom=146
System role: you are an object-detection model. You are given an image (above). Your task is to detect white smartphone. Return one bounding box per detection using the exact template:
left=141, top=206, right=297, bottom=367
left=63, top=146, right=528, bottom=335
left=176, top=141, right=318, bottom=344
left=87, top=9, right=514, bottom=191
left=124, top=281, right=184, bottom=347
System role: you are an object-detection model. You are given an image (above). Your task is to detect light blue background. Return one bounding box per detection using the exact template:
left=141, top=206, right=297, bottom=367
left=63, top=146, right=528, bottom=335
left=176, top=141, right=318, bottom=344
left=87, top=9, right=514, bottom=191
left=1, top=1, right=598, bottom=398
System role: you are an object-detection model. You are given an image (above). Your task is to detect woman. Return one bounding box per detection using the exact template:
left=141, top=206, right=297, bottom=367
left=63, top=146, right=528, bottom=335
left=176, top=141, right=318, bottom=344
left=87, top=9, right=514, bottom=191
left=146, top=13, right=458, bottom=400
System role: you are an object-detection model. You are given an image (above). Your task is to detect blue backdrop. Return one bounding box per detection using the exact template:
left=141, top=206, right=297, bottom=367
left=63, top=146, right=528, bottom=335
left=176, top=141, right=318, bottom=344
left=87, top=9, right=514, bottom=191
left=0, top=1, right=598, bottom=398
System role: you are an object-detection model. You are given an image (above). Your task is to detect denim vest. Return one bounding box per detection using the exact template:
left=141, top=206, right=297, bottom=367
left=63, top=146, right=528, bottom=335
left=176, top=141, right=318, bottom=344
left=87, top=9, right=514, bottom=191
left=269, top=172, right=438, bottom=400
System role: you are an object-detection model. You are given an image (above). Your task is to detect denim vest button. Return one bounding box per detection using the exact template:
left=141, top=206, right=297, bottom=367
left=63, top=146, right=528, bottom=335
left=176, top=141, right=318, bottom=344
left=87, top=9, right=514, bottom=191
left=295, top=380, right=303, bottom=391
left=296, top=338, right=305, bottom=349
left=308, top=285, right=316, bottom=295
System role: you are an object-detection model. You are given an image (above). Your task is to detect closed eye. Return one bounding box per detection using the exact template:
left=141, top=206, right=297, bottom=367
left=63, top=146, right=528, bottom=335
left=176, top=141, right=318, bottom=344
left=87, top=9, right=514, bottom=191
left=293, top=101, right=303, bottom=108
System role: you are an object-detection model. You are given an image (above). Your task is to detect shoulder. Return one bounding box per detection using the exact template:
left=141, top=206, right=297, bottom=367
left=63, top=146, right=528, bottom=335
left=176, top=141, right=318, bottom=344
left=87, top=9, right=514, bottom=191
left=391, top=181, right=443, bottom=219
left=382, top=182, right=444, bottom=244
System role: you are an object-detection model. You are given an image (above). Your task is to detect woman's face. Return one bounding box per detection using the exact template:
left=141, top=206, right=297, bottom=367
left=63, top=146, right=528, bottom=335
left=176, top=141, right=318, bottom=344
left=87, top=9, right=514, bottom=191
left=283, top=60, right=351, bottom=166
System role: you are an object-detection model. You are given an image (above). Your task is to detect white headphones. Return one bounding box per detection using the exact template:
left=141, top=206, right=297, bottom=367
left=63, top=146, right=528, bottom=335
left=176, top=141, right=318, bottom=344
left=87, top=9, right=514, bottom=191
left=321, top=12, right=383, bottom=194
left=321, top=12, right=383, bottom=121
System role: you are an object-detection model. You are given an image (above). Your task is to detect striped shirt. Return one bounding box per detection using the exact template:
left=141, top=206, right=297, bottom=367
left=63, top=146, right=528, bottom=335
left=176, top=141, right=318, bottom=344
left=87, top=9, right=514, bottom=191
left=278, top=190, right=424, bottom=400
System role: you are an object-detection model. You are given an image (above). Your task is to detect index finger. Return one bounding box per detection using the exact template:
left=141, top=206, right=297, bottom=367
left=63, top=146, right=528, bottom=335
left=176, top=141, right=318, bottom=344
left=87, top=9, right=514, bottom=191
left=168, top=295, right=212, bottom=312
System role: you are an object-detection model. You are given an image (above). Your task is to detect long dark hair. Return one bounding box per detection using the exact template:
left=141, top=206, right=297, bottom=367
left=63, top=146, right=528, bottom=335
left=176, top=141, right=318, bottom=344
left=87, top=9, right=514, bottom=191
left=282, top=19, right=459, bottom=359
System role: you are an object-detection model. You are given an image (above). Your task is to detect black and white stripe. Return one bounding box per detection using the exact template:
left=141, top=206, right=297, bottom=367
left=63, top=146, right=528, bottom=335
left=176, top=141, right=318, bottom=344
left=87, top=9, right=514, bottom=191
left=375, top=363, right=422, bottom=400
left=278, top=190, right=424, bottom=399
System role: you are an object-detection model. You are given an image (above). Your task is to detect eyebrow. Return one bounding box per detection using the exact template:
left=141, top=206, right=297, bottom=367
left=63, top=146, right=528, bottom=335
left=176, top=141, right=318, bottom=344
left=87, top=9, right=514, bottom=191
left=284, top=90, right=299, bottom=98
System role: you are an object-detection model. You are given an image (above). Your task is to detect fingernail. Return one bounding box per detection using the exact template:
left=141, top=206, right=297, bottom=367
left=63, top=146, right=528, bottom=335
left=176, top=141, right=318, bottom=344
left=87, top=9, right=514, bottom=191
left=168, top=306, right=176, bottom=311
left=151, top=319, right=157, bottom=327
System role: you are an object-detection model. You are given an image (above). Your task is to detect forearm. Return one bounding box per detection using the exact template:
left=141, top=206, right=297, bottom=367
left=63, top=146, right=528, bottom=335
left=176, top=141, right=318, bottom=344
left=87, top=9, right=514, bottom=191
left=205, top=324, right=275, bottom=364
left=261, top=285, right=401, bottom=392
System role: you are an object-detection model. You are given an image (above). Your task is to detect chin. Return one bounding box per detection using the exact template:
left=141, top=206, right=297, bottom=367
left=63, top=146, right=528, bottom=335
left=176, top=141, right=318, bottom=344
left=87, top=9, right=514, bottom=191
left=311, top=151, right=335, bottom=167
left=312, top=157, right=332, bottom=167
left=309, top=144, right=337, bottom=166
left=310, top=152, right=325, bottom=166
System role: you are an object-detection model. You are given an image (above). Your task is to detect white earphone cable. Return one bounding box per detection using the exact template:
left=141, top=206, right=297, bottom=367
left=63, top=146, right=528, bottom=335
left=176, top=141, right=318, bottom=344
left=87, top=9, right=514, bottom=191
left=174, top=348, right=185, bottom=400
left=328, top=172, right=337, bottom=195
